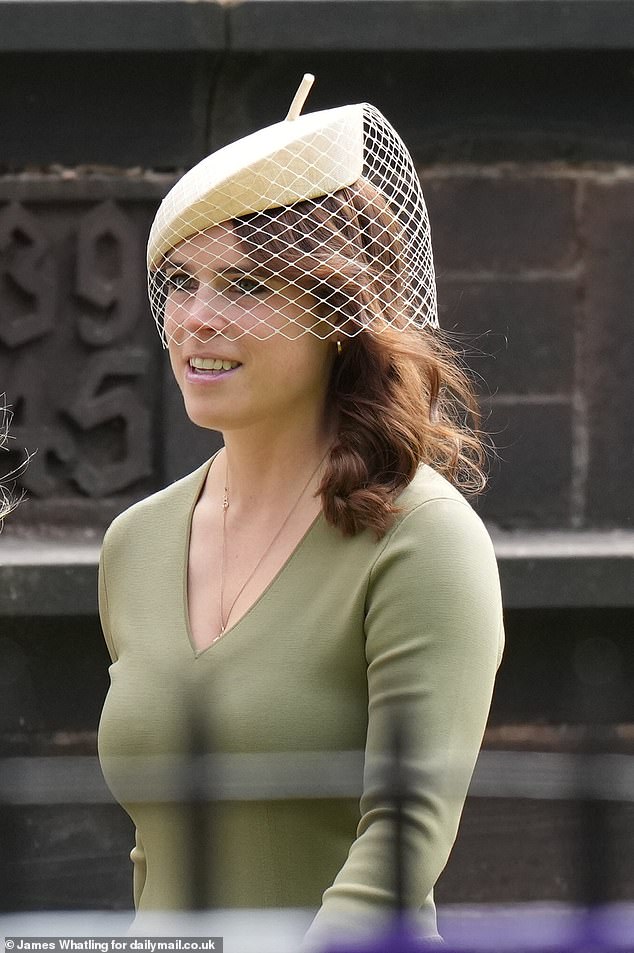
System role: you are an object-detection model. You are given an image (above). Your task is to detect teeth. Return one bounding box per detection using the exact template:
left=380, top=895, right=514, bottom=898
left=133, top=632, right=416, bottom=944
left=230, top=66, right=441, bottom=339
left=190, top=357, right=240, bottom=371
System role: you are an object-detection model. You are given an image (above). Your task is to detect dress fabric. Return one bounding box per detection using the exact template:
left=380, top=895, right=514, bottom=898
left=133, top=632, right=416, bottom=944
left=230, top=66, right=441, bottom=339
left=97, top=458, right=504, bottom=950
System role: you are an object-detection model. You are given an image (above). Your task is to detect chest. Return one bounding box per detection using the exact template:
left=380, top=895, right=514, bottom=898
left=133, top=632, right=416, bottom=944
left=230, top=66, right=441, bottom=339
left=100, top=513, right=376, bottom=751
left=186, top=492, right=324, bottom=653
left=98, top=490, right=386, bottom=771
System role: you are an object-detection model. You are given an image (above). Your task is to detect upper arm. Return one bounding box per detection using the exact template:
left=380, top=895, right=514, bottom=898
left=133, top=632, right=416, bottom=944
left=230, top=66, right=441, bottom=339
left=365, top=496, right=503, bottom=713
left=362, top=496, right=504, bottom=847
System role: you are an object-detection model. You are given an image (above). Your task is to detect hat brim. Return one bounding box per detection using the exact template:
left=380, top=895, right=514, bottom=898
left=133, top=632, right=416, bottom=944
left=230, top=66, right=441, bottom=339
left=147, top=104, right=364, bottom=269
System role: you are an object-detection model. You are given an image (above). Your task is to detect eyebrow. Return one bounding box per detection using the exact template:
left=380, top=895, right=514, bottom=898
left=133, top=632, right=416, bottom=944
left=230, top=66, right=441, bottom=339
left=219, top=265, right=271, bottom=278
left=161, top=258, right=268, bottom=277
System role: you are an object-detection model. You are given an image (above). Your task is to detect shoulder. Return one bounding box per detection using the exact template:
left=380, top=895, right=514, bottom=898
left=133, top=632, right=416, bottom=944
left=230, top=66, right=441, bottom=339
left=371, top=464, right=499, bottom=587
left=393, top=464, right=490, bottom=544
left=367, top=465, right=504, bottom=662
left=398, top=463, right=475, bottom=512
left=101, top=457, right=212, bottom=560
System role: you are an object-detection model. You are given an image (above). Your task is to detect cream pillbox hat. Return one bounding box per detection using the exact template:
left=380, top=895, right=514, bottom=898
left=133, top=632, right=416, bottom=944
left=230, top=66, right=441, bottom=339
left=148, top=80, right=364, bottom=270
left=147, top=75, right=437, bottom=343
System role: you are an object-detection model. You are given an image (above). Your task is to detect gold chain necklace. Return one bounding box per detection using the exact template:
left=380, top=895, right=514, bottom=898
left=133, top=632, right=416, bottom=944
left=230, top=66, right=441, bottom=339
left=218, top=451, right=329, bottom=638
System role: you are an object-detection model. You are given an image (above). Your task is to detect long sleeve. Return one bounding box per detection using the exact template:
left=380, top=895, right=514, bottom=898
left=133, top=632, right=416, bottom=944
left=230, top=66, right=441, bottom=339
left=302, top=497, right=504, bottom=950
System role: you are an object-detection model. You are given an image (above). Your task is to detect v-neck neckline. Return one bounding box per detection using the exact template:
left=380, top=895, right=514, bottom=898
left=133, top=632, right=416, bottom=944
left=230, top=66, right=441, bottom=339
left=181, top=453, right=325, bottom=659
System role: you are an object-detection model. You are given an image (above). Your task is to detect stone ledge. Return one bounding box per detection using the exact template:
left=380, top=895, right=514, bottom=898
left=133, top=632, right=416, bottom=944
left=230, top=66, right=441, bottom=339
left=2, top=1, right=634, bottom=53
left=228, top=0, right=634, bottom=52
left=491, top=529, right=634, bottom=609
left=0, top=1, right=225, bottom=52
left=1, top=749, right=632, bottom=803
left=0, top=531, right=632, bottom=614
left=0, top=173, right=176, bottom=201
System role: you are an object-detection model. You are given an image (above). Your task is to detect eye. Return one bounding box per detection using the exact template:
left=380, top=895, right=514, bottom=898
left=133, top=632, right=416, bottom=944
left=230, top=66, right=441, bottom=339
left=229, top=275, right=269, bottom=296
left=162, top=270, right=197, bottom=294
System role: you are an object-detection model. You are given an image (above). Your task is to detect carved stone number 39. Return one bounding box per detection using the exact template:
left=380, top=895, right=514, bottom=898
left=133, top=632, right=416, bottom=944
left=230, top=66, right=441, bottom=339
left=0, top=199, right=153, bottom=499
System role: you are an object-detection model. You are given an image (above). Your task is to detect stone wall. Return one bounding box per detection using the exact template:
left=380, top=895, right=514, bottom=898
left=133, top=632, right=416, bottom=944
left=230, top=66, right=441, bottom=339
left=2, top=164, right=632, bottom=533
left=423, top=163, right=634, bottom=529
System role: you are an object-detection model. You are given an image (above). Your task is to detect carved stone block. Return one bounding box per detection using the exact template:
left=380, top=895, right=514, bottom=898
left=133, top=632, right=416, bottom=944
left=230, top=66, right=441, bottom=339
left=0, top=177, right=175, bottom=530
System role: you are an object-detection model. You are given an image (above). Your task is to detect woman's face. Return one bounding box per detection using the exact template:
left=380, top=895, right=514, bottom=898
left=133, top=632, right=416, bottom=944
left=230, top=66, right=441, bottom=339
left=162, top=225, right=335, bottom=434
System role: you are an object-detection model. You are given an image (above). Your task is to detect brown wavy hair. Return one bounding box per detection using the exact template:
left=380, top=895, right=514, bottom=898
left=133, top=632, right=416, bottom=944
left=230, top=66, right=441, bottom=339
left=235, top=179, right=487, bottom=539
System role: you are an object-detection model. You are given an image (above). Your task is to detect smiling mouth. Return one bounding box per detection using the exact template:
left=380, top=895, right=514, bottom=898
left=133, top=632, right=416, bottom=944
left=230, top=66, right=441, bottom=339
left=189, top=357, right=241, bottom=376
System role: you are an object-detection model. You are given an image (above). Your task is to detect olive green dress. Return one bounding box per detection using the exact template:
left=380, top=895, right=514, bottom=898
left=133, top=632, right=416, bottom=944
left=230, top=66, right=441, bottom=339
left=97, top=458, right=504, bottom=950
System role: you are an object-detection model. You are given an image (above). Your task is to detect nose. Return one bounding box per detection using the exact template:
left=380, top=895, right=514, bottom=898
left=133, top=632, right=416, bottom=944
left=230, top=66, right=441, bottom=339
left=165, top=281, right=233, bottom=345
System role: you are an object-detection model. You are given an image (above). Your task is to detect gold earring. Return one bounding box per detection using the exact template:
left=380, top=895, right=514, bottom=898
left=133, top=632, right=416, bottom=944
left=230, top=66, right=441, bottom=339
left=336, top=340, right=342, bottom=356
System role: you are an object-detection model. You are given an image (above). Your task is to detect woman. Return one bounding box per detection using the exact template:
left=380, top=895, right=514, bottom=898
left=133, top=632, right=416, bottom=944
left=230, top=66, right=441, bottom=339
left=97, top=76, right=504, bottom=950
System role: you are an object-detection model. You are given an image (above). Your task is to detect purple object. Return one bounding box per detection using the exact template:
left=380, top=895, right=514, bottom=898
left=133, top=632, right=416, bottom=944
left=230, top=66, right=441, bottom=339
left=322, top=906, right=634, bottom=953
left=322, top=918, right=440, bottom=952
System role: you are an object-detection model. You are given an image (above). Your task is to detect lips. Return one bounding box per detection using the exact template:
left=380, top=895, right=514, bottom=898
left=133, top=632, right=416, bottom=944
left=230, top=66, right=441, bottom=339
left=189, top=356, right=241, bottom=371
left=186, top=355, right=242, bottom=381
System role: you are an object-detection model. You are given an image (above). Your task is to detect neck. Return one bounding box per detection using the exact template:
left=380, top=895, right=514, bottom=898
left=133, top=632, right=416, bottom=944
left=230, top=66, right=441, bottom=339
left=219, top=415, right=335, bottom=516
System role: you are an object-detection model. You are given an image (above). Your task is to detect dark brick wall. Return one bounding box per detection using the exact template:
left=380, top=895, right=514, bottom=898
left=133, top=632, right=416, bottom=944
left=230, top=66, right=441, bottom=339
left=582, top=180, right=634, bottom=524
left=2, top=166, right=632, bottom=533
left=421, top=165, right=634, bottom=530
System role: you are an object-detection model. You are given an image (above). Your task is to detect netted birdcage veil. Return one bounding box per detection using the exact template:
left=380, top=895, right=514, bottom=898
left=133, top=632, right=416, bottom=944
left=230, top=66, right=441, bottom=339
left=147, top=76, right=437, bottom=345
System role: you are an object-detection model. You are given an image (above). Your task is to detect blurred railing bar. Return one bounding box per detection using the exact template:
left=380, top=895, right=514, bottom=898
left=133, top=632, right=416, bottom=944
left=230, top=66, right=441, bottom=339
left=1, top=750, right=633, bottom=804
left=185, top=700, right=215, bottom=910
